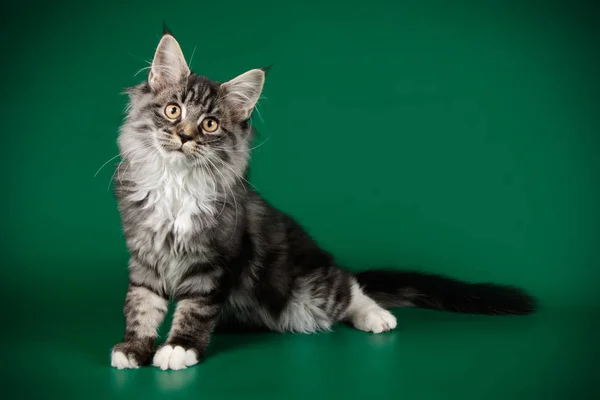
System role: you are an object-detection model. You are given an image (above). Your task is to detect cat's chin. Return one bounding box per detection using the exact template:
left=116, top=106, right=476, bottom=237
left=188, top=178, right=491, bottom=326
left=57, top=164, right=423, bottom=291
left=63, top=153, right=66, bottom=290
left=161, top=148, right=196, bottom=166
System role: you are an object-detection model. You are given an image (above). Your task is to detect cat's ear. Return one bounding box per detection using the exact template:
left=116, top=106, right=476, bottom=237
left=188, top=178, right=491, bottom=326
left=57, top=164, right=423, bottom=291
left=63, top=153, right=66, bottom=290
left=148, top=32, right=190, bottom=90
left=220, top=69, right=266, bottom=118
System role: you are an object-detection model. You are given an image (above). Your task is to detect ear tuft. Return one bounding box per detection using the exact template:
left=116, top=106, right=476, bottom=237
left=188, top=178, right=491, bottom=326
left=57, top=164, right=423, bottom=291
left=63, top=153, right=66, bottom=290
left=149, top=34, right=190, bottom=90
left=260, top=63, right=274, bottom=76
left=162, top=21, right=173, bottom=36
left=220, top=69, right=266, bottom=118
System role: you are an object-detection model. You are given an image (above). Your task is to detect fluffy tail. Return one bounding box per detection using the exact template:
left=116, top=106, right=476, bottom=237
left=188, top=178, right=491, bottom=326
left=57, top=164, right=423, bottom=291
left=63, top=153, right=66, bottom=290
left=355, top=269, right=536, bottom=315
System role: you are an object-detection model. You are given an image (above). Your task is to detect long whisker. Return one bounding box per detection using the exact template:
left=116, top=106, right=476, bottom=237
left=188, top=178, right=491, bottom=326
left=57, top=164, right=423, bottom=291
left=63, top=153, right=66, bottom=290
left=241, top=121, right=256, bottom=146
left=183, top=45, right=197, bottom=95
left=188, top=45, right=197, bottom=70
left=117, top=142, right=154, bottom=173
left=128, top=53, right=152, bottom=64
left=213, top=156, right=258, bottom=192
left=134, top=65, right=152, bottom=77
left=94, top=154, right=121, bottom=177
left=252, top=104, right=263, bottom=123
left=118, top=142, right=156, bottom=183
left=211, top=138, right=270, bottom=153
left=253, top=96, right=267, bottom=123
left=101, top=143, right=153, bottom=191
left=205, top=156, right=238, bottom=243
left=107, top=163, right=120, bottom=191
left=198, top=156, right=228, bottom=221
left=133, top=148, right=160, bottom=177
left=107, top=146, right=145, bottom=191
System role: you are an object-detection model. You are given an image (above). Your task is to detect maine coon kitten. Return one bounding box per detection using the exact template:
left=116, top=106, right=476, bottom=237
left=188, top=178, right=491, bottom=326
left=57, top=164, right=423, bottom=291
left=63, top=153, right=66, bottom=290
left=110, top=28, right=535, bottom=371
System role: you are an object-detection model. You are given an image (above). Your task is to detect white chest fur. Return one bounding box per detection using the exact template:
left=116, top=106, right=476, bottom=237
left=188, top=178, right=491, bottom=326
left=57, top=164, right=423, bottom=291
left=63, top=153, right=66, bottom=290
left=125, top=160, right=218, bottom=289
left=128, top=158, right=218, bottom=241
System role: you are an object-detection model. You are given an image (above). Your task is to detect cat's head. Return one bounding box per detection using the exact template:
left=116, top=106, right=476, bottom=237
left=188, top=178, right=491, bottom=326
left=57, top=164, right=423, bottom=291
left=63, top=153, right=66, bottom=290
left=119, top=29, right=265, bottom=174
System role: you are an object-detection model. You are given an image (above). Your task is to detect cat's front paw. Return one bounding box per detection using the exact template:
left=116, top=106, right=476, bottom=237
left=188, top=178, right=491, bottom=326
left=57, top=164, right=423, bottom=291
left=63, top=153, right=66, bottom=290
left=111, top=349, right=139, bottom=369
left=111, top=341, right=153, bottom=369
left=153, top=344, right=200, bottom=371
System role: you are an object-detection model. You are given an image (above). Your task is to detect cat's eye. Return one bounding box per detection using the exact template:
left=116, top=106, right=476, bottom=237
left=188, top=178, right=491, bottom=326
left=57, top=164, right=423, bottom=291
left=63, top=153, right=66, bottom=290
left=164, top=104, right=181, bottom=120
left=201, top=117, right=219, bottom=133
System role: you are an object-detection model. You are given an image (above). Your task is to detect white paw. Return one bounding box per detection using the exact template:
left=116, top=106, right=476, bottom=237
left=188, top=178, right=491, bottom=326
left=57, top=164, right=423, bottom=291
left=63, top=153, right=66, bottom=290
left=353, top=307, right=397, bottom=334
left=153, top=345, right=199, bottom=371
left=111, top=350, right=139, bottom=369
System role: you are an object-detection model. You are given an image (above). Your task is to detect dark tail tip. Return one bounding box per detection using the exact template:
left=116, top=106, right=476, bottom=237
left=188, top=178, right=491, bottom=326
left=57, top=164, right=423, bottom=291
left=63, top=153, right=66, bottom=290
left=446, top=282, right=537, bottom=315
left=356, top=269, right=537, bottom=316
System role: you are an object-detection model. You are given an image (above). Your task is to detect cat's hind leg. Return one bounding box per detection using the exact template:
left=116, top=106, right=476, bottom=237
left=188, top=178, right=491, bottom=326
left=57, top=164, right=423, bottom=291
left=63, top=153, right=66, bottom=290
left=345, top=279, right=397, bottom=334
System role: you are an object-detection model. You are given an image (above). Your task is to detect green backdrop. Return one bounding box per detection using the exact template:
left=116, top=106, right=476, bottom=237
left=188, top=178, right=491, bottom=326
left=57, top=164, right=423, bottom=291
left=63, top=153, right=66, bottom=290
left=1, top=0, right=598, bottom=399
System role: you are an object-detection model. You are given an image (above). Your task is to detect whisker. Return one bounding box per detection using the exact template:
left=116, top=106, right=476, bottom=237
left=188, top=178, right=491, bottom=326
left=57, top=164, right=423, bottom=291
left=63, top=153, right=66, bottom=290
left=133, top=148, right=160, bottom=176
left=253, top=100, right=264, bottom=123
left=198, top=157, right=228, bottom=221
left=101, top=143, right=153, bottom=191
left=107, top=162, right=120, bottom=191
left=94, top=154, right=121, bottom=177
left=205, top=156, right=238, bottom=243
left=117, top=143, right=157, bottom=184
left=188, top=45, right=197, bottom=70
left=134, top=65, right=152, bottom=77
left=211, top=138, right=270, bottom=153
left=127, top=53, right=152, bottom=65
left=212, top=156, right=258, bottom=192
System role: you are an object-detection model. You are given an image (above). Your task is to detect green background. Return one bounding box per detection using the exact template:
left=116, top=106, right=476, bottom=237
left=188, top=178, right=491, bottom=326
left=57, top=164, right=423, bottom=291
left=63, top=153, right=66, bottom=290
left=1, top=0, right=599, bottom=398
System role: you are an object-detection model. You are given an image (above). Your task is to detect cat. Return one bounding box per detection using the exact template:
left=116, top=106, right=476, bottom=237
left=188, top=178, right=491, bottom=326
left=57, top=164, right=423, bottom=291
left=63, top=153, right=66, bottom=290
left=110, top=26, right=535, bottom=371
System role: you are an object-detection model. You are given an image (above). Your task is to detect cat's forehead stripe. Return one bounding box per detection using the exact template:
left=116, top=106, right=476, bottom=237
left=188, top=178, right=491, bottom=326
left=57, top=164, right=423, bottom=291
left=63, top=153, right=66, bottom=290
left=199, top=83, right=214, bottom=104
left=183, top=87, right=195, bottom=103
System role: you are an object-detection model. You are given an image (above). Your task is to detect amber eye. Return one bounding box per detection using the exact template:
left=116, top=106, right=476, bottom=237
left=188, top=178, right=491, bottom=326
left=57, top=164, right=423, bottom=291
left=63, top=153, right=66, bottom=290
left=164, top=104, right=181, bottom=120
left=201, top=117, right=219, bottom=133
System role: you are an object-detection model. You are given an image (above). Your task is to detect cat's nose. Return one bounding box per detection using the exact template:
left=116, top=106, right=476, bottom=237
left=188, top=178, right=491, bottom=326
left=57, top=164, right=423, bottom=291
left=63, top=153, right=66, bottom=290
left=177, top=131, right=193, bottom=143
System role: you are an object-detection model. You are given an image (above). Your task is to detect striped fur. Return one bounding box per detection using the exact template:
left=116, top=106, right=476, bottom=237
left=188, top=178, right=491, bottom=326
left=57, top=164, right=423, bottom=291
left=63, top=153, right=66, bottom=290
left=110, top=30, right=535, bottom=371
